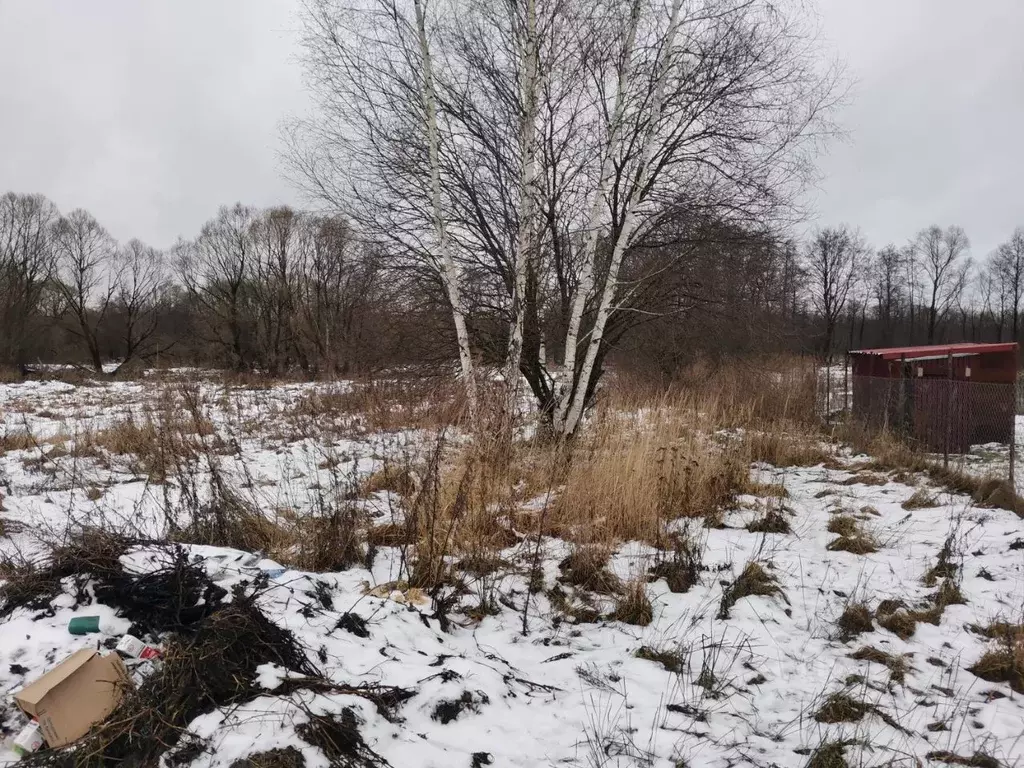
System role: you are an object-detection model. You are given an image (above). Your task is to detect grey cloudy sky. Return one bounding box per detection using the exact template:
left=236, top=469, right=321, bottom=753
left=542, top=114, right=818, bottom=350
left=1, top=0, right=1022, bottom=256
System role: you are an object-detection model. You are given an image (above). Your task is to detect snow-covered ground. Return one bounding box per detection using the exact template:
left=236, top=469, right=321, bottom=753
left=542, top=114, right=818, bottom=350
left=0, top=375, right=1022, bottom=767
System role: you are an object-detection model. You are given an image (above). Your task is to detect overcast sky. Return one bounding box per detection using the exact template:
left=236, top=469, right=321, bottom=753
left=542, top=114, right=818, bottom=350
left=1, top=0, right=1022, bottom=256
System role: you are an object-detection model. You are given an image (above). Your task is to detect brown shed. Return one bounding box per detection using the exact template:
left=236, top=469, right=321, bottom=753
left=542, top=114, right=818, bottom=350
left=848, top=343, right=1018, bottom=451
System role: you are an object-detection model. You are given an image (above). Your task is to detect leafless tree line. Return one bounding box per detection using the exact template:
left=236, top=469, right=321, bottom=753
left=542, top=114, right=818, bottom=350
left=0, top=192, right=399, bottom=375
left=803, top=223, right=1024, bottom=360
left=5, top=185, right=1020, bottom=389
left=0, top=192, right=164, bottom=374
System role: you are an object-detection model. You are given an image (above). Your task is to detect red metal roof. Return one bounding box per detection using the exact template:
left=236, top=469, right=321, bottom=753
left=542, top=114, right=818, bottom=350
left=848, top=342, right=1018, bottom=361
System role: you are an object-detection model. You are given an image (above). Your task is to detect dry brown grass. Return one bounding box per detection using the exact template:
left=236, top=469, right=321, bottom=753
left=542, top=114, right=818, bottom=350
left=0, top=431, right=41, bottom=453
left=647, top=531, right=703, bottom=593
left=901, top=489, right=938, bottom=510
left=849, top=645, right=910, bottom=683
left=634, top=645, right=685, bottom=674
left=745, top=429, right=834, bottom=468
left=345, top=359, right=828, bottom=579
left=360, top=466, right=420, bottom=498
left=839, top=422, right=1024, bottom=518
left=558, top=546, right=622, bottom=595
left=288, top=374, right=471, bottom=434
left=747, top=510, right=791, bottom=534
left=806, top=741, right=851, bottom=768
left=876, top=607, right=918, bottom=640
left=544, top=395, right=750, bottom=543
left=837, top=603, right=874, bottom=640
left=718, top=562, right=784, bottom=619
left=814, top=693, right=869, bottom=723
left=612, top=578, right=653, bottom=626
left=873, top=578, right=966, bottom=641
left=827, top=515, right=860, bottom=537
left=968, top=622, right=1024, bottom=693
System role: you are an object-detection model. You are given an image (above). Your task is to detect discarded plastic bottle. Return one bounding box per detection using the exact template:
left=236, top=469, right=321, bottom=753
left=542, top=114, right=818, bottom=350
left=11, top=720, right=43, bottom=757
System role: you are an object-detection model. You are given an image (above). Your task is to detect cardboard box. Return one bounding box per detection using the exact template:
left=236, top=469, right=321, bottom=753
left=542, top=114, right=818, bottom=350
left=13, top=649, right=131, bottom=748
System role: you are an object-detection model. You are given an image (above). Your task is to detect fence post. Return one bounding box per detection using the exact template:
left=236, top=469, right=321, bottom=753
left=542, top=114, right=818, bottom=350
left=899, top=354, right=906, bottom=435
left=844, top=353, right=849, bottom=417
left=825, top=356, right=831, bottom=426
left=1011, top=383, right=1017, bottom=487
left=944, top=352, right=952, bottom=470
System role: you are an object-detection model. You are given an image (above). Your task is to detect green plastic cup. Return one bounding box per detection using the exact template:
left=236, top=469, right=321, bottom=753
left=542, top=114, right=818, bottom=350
left=68, top=615, right=101, bottom=635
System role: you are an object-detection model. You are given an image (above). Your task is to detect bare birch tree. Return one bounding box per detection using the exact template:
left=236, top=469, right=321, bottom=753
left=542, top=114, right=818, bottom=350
left=290, top=0, right=478, bottom=416
left=290, top=0, right=842, bottom=435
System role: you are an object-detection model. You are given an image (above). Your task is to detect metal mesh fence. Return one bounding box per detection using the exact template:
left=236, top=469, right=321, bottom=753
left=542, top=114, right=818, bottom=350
left=848, top=374, right=1017, bottom=478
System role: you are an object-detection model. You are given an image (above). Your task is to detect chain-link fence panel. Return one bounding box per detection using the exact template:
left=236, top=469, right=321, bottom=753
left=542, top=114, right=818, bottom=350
left=849, top=374, right=1016, bottom=478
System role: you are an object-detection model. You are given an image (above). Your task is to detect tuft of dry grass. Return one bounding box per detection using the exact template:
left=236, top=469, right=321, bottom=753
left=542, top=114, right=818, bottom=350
left=968, top=622, right=1024, bottom=693
left=288, top=374, right=470, bottom=434
left=837, top=603, right=874, bottom=641
left=745, top=429, right=833, bottom=468
left=634, top=645, right=684, bottom=674
left=814, top=693, right=868, bottom=723
left=229, top=747, right=305, bottom=768
left=901, top=489, right=938, bottom=510
left=827, top=533, right=879, bottom=555
left=612, top=578, right=653, bottom=626
left=746, top=510, right=791, bottom=534
left=971, top=477, right=1024, bottom=515
left=825, top=513, right=879, bottom=555
left=806, top=741, right=852, bottom=768
left=366, top=522, right=415, bottom=547
left=745, top=481, right=789, bottom=498
left=558, top=546, right=622, bottom=595
left=924, top=534, right=960, bottom=586
left=873, top=579, right=966, bottom=641
left=547, top=396, right=750, bottom=542
left=838, top=472, right=888, bottom=487
left=849, top=645, right=910, bottom=684
left=0, top=432, right=39, bottom=453
left=924, top=752, right=1004, bottom=768
left=876, top=608, right=919, bottom=640
left=360, top=466, right=419, bottom=498
left=718, top=562, right=784, bottom=620
left=647, top=531, right=703, bottom=593
left=839, top=422, right=1024, bottom=518
left=827, top=515, right=860, bottom=537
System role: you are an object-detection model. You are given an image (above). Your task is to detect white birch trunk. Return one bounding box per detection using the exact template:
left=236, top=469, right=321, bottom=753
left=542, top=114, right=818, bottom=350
left=503, top=0, right=541, bottom=420
left=414, top=0, right=478, bottom=422
left=552, top=0, right=644, bottom=434
left=559, top=0, right=685, bottom=436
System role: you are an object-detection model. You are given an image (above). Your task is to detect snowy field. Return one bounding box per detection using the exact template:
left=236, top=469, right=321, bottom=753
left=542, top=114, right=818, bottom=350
left=0, top=374, right=1022, bottom=767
